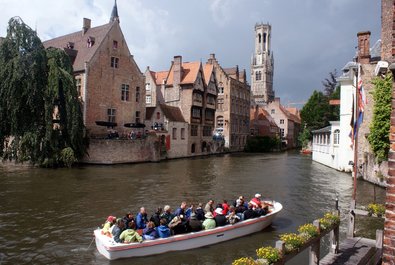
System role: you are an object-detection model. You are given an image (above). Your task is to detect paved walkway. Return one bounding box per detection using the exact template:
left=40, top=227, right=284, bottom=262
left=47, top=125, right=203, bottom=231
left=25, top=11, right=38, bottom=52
left=320, top=237, right=381, bottom=265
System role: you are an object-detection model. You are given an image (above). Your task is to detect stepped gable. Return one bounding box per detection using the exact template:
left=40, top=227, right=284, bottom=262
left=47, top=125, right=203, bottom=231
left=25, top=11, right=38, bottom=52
left=43, top=22, right=114, bottom=72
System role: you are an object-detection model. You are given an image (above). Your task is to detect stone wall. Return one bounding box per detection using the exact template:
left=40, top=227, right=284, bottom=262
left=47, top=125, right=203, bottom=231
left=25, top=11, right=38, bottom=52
left=381, top=0, right=394, bottom=61
left=83, top=135, right=160, bottom=164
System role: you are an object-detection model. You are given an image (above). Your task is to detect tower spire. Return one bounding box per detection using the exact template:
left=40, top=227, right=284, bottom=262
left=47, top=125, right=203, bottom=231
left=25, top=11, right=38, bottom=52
left=110, top=0, right=119, bottom=23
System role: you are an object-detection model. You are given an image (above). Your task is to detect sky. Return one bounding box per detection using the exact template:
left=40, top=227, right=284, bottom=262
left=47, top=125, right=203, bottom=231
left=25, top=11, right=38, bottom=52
left=0, top=0, right=381, bottom=107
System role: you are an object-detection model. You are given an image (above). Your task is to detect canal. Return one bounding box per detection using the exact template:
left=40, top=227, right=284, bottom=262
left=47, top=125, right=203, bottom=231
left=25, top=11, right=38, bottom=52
left=0, top=152, right=385, bottom=264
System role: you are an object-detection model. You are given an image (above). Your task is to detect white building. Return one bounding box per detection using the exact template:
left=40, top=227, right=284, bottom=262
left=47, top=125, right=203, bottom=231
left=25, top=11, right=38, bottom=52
left=312, top=62, right=356, bottom=172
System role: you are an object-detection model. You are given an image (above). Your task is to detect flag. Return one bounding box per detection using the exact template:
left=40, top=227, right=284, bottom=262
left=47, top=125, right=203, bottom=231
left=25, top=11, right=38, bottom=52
left=357, top=64, right=368, bottom=115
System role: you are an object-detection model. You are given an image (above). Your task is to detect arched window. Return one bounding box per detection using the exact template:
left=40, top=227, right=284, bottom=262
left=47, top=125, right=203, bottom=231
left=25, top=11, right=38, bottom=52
left=263, top=33, right=267, bottom=43
left=334, top=129, right=340, bottom=145
left=258, top=33, right=261, bottom=43
left=191, top=143, right=195, bottom=154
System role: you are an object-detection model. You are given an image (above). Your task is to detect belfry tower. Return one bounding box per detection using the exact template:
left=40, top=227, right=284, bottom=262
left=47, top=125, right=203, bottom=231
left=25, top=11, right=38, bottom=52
left=251, top=23, right=274, bottom=105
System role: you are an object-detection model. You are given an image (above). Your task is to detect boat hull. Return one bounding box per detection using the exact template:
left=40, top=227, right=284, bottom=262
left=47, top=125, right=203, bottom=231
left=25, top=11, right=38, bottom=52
left=95, top=202, right=282, bottom=260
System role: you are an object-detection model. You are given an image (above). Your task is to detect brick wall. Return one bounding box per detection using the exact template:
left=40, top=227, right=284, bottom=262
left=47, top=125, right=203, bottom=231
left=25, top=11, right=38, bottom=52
left=384, top=1, right=395, bottom=263
left=83, top=135, right=160, bottom=164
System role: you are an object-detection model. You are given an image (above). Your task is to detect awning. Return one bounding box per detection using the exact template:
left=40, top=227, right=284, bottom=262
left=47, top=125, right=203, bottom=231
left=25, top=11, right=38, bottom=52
left=95, top=121, right=117, bottom=128
left=124, top=123, right=146, bottom=128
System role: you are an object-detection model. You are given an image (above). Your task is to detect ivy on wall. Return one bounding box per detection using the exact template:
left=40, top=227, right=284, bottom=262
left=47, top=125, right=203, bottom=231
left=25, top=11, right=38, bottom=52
left=368, top=73, right=393, bottom=163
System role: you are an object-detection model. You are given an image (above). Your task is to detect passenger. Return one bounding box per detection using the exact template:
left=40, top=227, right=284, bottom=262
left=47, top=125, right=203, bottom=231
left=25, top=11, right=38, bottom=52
left=142, top=221, right=158, bottom=240
left=120, top=221, right=143, bottom=243
left=204, top=199, right=215, bottom=214
left=111, top=218, right=125, bottom=243
left=213, top=203, right=223, bottom=217
left=243, top=203, right=259, bottom=220
left=102, top=215, right=116, bottom=236
left=202, top=212, right=216, bottom=230
left=160, top=205, right=174, bottom=225
left=188, top=212, right=202, bottom=232
left=195, top=203, right=205, bottom=221
left=235, top=196, right=244, bottom=207
left=214, top=208, right=227, bottom=227
left=174, top=201, right=187, bottom=217
left=168, top=215, right=187, bottom=235
left=136, top=207, right=148, bottom=229
left=235, top=199, right=247, bottom=215
left=185, top=204, right=194, bottom=219
left=226, top=206, right=240, bottom=224
left=222, top=200, right=230, bottom=215
left=250, top=193, right=263, bottom=210
left=123, top=212, right=135, bottom=228
left=156, top=218, right=171, bottom=238
left=150, top=207, right=162, bottom=227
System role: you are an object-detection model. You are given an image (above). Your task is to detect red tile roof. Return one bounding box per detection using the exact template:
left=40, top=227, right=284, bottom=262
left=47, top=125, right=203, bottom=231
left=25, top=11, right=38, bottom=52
left=43, top=22, right=114, bottom=71
left=166, top=61, right=201, bottom=86
left=203, top=64, right=214, bottom=85
left=154, top=71, right=169, bottom=86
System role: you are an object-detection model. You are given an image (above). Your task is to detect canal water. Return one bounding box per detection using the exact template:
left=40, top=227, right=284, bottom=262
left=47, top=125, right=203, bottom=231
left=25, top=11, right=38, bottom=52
left=0, top=152, right=385, bottom=264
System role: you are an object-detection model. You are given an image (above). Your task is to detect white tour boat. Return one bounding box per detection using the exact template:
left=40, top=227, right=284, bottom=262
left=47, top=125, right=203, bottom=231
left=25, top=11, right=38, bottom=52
left=95, top=201, right=282, bottom=260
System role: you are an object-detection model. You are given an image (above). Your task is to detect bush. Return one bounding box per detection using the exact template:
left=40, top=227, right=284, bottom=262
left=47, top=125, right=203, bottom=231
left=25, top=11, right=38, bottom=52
left=298, top=223, right=319, bottom=240
left=245, top=136, right=279, bottom=152
left=319, top=212, right=340, bottom=230
left=232, top=257, right=260, bottom=265
left=279, top=233, right=305, bottom=253
left=60, top=147, right=77, bottom=167
left=256, top=246, right=282, bottom=263
left=367, top=203, right=385, bottom=217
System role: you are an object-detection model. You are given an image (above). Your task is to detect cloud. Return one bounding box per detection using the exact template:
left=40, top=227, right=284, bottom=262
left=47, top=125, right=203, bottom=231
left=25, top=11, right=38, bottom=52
left=209, top=0, right=237, bottom=27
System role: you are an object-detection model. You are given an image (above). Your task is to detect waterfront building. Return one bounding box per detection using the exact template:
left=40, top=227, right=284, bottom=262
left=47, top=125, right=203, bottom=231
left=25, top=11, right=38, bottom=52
left=250, top=23, right=274, bottom=105
left=147, top=55, right=220, bottom=156
left=43, top=1, right=145, bottom=137
left=264, top=98, right=301, bottom=148
left=144, top=67, right=167, bottom=107
left=206, top=54, right=250, bottom=151
left=249, top=106, right=279, bottom=138
left=145, top=104, right=188, bottom=159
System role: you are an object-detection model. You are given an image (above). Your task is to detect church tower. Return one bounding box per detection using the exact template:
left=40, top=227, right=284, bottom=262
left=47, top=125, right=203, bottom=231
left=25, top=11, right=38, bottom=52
left=251, top=23, right=274, bottom=105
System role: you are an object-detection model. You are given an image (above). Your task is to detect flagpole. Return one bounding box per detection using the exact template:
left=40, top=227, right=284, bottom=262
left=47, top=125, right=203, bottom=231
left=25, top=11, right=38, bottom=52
left=353, top=64, right=359, bottom=201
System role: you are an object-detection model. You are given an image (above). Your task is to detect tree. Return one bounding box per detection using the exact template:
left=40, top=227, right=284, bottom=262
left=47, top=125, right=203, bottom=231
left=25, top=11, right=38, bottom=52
left=300, top=90, right=331, bottom=134
left=0, top=17, right=87, bottom=167
left=368, top=73, right=392, bottom=163
left=322, top=69, right=338, bottom=96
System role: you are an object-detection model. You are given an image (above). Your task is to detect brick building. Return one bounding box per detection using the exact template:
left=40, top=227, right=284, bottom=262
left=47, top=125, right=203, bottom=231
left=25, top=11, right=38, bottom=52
left=206, top=54, right=250, bottom=151
left=250, top=106, right=279, bottom=138
left=264, top=98, right=301, bottom=148
left=43, top=1, right=145, bottom=137
left=382, top=0, right=395, bottom=263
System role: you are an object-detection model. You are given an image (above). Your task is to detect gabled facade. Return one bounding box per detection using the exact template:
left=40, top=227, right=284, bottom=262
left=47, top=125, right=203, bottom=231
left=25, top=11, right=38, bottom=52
left=144, top=68, right=167, bottom=107
left=206, top=54, right=250, bottom=151
left=43, top=2, right=145, bottom=137
left=149, top=55, right=220, bottom=156
left=265, top=98, right=300, bottom=148
left=250, top=106, right=279, bottom=138
left=145, top=104, right=188, bottom=158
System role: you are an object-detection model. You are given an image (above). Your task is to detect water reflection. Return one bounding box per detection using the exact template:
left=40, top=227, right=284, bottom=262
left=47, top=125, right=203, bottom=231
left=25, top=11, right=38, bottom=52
left=0, top=152, right=385, bottom=264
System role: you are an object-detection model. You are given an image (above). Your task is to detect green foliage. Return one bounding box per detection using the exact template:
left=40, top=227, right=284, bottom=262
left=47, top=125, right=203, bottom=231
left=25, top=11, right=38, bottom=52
left=367, top=203, right=385, bottom=217
left=279, top=233, right=305, bottom=253
left=298, top=223, right=319, bottom=240
left=0, top=17, right=87, bottom=167
left=244, top=136, right=279, bottom=152
left=368, top=73, right=392, bottom=163
left=319, top=212, right=340, bottom=230
left=256, top=246, right=282, bottom=263
left=298, top=126, right=311, bottom=148
left=232, top=257, right=259, bottom=265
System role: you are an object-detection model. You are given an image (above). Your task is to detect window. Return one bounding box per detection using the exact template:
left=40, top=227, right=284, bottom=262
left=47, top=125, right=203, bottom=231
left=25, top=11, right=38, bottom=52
left=145, top=83, right=151, bottom=92
left=121, top=84, right=129, bottom=101
left=271, top=109, right=275, bottom=114
left=172, top=128, right=177, bottom=140
left=192, top=108, right=201, bottom=118
left=334, top=129, right=340, bottom=145
left=136, top=87, right=140, bottom=102
left=205, top=109, right=214, bottom=121
left=107, top=108, right=116, bottom=123
left=156, top=112, right=160, bottom=120
left=217, top=116, right=224, bottom=128
left=258, top=33, right=262, bottom=43
left=191, top=125, right=198, bottom=136
left=218, top=86, right=224, bottom=95
left=135, top=111, right=140, bottom=123
left=280, top=128, right=284, bottom=138
left=207, top=95, right=215, bottom=105
left=76, top=78, right=82, bottom=97
left=263, top=33, right=267, bottom=43
left=113, top=40, right=118, bottom=49
left=203, top=126, right=212, bottom=137
left=110, top=57, right=119, bottom=68
left=146, top=95, right=152, bottom=104
left=191, top=143, right=196, bottom=153
left=255, top=71, right=262, bottom=81
left=181, top=128, right=185, bottom=139
left=217, top=98, right=224, bottom=110
left=280, top=119, right=284, bottom=124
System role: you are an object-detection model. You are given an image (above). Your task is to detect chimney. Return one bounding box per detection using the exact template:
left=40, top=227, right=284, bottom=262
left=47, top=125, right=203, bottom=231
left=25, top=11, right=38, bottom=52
left=236, top=65, right=239, bottom=81
left=173, top=55, right=182, bottom=86
left=357, top=31, right=371, bottom=64
left=207, top=53, right=216, bottom=64
left=82, top=18, right=91, bottom=35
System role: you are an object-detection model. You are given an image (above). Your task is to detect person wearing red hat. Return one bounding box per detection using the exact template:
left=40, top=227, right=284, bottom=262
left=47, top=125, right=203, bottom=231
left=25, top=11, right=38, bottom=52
left=102, top=215, right=116, bottom=236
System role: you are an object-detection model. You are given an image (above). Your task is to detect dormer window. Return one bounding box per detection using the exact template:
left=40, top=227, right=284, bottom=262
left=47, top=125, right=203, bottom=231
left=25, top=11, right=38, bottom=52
left=87, top=36, right=95, bottom=47
left=113, top=40, right=118, bottom=49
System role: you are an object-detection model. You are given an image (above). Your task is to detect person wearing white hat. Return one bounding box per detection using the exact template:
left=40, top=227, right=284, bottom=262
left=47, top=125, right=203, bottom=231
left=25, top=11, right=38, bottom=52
left=202, top=212, right=216, bottom=230
left=250, top=193, right=263, bottom=210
